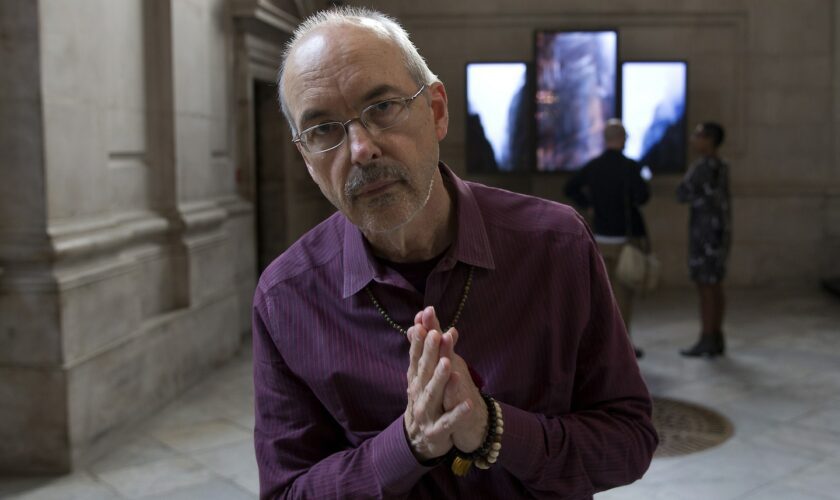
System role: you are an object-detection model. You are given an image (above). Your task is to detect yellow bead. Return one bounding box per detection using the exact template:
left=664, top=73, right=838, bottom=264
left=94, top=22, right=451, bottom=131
left=451, top=457, right=473, bottom=477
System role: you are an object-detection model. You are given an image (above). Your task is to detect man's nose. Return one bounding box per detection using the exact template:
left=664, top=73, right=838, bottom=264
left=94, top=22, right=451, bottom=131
left=346, top=121, right=382, bottom=165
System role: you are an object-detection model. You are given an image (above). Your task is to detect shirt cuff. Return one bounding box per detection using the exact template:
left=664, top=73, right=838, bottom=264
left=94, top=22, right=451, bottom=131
left=371, top=416, right=433, bottom=494
left=496, top=402, right=550, bottom=478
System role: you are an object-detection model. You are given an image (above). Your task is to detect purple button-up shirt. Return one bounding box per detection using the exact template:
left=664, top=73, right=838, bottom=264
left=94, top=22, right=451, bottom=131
left=253, top=164, right=657, bottom=499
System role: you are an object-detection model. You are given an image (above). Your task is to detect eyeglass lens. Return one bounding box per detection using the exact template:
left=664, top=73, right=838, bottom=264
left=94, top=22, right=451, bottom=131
left=300, top=95, right=415, bottom=153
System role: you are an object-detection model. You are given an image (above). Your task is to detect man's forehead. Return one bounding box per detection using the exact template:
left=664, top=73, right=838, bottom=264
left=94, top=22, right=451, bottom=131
left=284, top=27, right=414, bottom=120
left=286, top=27, right=401, bottom=87
left=289, top=23, right=390, bottom=68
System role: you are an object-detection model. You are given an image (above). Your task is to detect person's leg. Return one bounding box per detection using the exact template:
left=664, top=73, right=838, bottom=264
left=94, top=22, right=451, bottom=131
left=699, top=284, right=716, bottom=336
left=713, top=282, right=725, bottom=333
left=681, top=282, right=725, bottom=357
left=598, top=242, right=642, bottom=358
left=598, top=243, right=626, bottom=320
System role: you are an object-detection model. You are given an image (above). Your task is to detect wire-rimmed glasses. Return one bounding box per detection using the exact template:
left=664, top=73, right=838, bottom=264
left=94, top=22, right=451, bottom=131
left=292, top=85, right=427, bottom=154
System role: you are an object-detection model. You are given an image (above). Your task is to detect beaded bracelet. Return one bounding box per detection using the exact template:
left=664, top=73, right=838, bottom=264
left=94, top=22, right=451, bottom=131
left=450, top=393, right=504, bottom=476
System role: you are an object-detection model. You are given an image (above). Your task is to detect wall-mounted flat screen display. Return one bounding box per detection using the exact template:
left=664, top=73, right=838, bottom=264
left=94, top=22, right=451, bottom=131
left=621, top=61, right=688, bottom=174
left=535, top=30, right=617, bottom=172
left=465, top=62, right=532, bottom=173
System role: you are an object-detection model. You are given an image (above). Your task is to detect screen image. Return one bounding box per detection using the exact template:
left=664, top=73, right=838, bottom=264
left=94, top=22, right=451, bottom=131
left=465, top=62, right=531, bottom=173
left=535, top=30, right=617, bottom=172
left=622, top=61, right=688, bottom=174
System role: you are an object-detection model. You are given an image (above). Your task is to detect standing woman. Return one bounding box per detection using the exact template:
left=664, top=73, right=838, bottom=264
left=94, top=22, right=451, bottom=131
left=677, top=122, right=731, bottom=357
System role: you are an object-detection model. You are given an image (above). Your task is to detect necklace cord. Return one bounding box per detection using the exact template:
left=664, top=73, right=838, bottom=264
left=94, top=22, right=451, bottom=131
left=365, top=265, right=475, bottom=336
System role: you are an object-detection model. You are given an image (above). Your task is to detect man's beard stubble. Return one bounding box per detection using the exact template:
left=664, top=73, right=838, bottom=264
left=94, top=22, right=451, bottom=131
left=345, top=160, right=436, bottom=234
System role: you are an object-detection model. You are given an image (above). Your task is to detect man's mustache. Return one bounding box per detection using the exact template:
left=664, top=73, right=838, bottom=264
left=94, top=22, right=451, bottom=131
left=345, top=163, right=408, bottom=198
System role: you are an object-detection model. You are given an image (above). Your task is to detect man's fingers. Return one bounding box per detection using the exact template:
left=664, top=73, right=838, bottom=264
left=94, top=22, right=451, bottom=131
left=439, top=328, right=459, bottom=360
left=442, top=369, right=462, bottom=411
left=421, top=306, right=442, bottom=333
left=414, top=357, right=450, bottom=420
left=448, top=327, right=459, bottom=347
left=407, top=325, right=428, bottom=384
left=416, top=329, right=441, bottom=386
left=434, top=399, right=472, bottom=435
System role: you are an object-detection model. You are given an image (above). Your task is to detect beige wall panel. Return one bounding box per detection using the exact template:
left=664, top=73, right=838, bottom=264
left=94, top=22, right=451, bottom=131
left=0, top=290, right=62, bottom=366
left=132, top=247, right=186, bottom=319
left=40, top=0, right=107, bottom=221
left=176, top=115, right=212, bottom=201
left=746, top=0, right=832, bottom=56
left=172, top=0, right=235, bottom=202
left=749, top=55, right=832, bottom=89
left=40, top=0, right=157, bottom=219
left=186, top=234, right=236, bottom=307
left=60, top=266, right=142, bottom=365
left=67, top=294, right=239, bottom=447
left=42, top=99, right=108, bottom=221
left=745, top=124, right=833, bottom=185
left=0, top=367, right=69, bottom=472
left=103, top=0, right=146, bottom=155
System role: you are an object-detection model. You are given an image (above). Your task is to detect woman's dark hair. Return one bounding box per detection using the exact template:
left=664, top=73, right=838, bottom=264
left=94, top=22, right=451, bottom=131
left=699, top=122, right=725, bottom=147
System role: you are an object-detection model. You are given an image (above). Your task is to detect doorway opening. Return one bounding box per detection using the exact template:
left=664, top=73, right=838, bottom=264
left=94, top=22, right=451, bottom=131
left=253, top=80, right=289, bottom=274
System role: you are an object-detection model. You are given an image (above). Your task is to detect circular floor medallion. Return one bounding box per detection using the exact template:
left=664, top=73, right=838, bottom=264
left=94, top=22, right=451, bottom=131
left=651, top=397, right=733, bottom=457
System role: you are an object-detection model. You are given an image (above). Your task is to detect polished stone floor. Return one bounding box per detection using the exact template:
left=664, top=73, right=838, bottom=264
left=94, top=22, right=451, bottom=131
left=1, top=288, right=839, bottom=499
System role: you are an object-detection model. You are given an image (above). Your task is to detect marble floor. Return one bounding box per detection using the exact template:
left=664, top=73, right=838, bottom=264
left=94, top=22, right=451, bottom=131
left=2, top=288, right=839, bottom=499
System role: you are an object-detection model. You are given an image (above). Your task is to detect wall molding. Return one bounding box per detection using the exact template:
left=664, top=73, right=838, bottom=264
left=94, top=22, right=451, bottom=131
left=0, top=195, right=254, bottom=292
left=399, top=11, right=748, bottom=28
left=231, top=0, right=302, bottom=34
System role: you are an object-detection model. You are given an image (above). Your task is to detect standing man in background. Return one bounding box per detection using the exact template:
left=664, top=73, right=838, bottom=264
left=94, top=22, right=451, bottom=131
left=565, top=119, right=651, bottom=358
left=252, top=7, right=657, bottom=498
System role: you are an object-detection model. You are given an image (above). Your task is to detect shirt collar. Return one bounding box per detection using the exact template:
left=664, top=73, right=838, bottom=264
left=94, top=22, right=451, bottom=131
left=341, top=162, right=495, bottom=298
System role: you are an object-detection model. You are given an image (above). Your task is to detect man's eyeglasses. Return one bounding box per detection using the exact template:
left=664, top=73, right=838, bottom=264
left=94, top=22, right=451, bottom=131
left=293, top=85, right=427, bottom=154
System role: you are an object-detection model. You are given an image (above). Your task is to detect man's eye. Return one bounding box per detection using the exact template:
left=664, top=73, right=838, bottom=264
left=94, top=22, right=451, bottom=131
left=311, top=123, right=339, bottom=136
left=371, top=100, right=395, bottom=113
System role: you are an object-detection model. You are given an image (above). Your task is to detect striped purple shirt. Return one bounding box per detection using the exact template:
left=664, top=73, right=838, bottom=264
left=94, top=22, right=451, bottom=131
left=252, top=164, right=657, bottom=499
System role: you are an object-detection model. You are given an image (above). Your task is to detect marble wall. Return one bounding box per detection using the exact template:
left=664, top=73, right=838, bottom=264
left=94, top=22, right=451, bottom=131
left=353, top=0, right=840, bottom=286
left=0, top=0, right=259, bottom=472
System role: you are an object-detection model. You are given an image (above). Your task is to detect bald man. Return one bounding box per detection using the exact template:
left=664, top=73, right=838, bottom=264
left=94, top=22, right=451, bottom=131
left=565, top=119, right=651, bottom=358
left=253, top=8, right=656, bottom=499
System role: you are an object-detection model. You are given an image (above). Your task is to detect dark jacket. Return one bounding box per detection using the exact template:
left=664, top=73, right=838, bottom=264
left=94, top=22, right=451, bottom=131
left=564, top=149, right=650, bottom=238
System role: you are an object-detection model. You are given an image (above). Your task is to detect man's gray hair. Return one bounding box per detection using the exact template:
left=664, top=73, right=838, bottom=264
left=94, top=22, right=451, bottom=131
left=603, top=118, right=626, bottom=143
left=276, top=6, right=440, bottom=136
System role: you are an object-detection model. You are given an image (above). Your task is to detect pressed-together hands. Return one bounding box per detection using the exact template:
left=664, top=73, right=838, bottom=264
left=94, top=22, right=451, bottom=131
left=403, top=306, right=488, bottom=462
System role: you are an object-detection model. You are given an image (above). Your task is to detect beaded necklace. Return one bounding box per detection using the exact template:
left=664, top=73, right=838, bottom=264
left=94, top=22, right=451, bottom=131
left=364, top=265, right=475, bottom=336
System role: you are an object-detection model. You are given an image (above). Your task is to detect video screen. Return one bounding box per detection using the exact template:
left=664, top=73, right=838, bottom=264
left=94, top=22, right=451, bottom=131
left=535, top=30, right=617, bottom=172
left=622, top=61, right=688, bottom=174
left=465, top=62, right=531, bottom=173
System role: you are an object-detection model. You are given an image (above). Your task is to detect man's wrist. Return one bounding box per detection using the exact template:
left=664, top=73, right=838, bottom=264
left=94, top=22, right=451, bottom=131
left=372, top=417, right=434, bottom=494
left=450, top=393, right=504, bottom=476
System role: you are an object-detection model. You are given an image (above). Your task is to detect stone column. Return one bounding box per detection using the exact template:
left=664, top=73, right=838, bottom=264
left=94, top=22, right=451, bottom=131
left=0, top=0, right=257, bottom=473
left=0, top=0, right=69, bottom=472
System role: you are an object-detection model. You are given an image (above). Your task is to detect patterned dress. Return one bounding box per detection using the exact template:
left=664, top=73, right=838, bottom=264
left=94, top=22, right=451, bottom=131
left=677, top=156, right=732, bottom=284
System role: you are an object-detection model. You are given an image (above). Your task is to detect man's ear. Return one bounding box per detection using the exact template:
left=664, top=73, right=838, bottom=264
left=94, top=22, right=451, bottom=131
left=427, top=82, right=449, bottom=142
